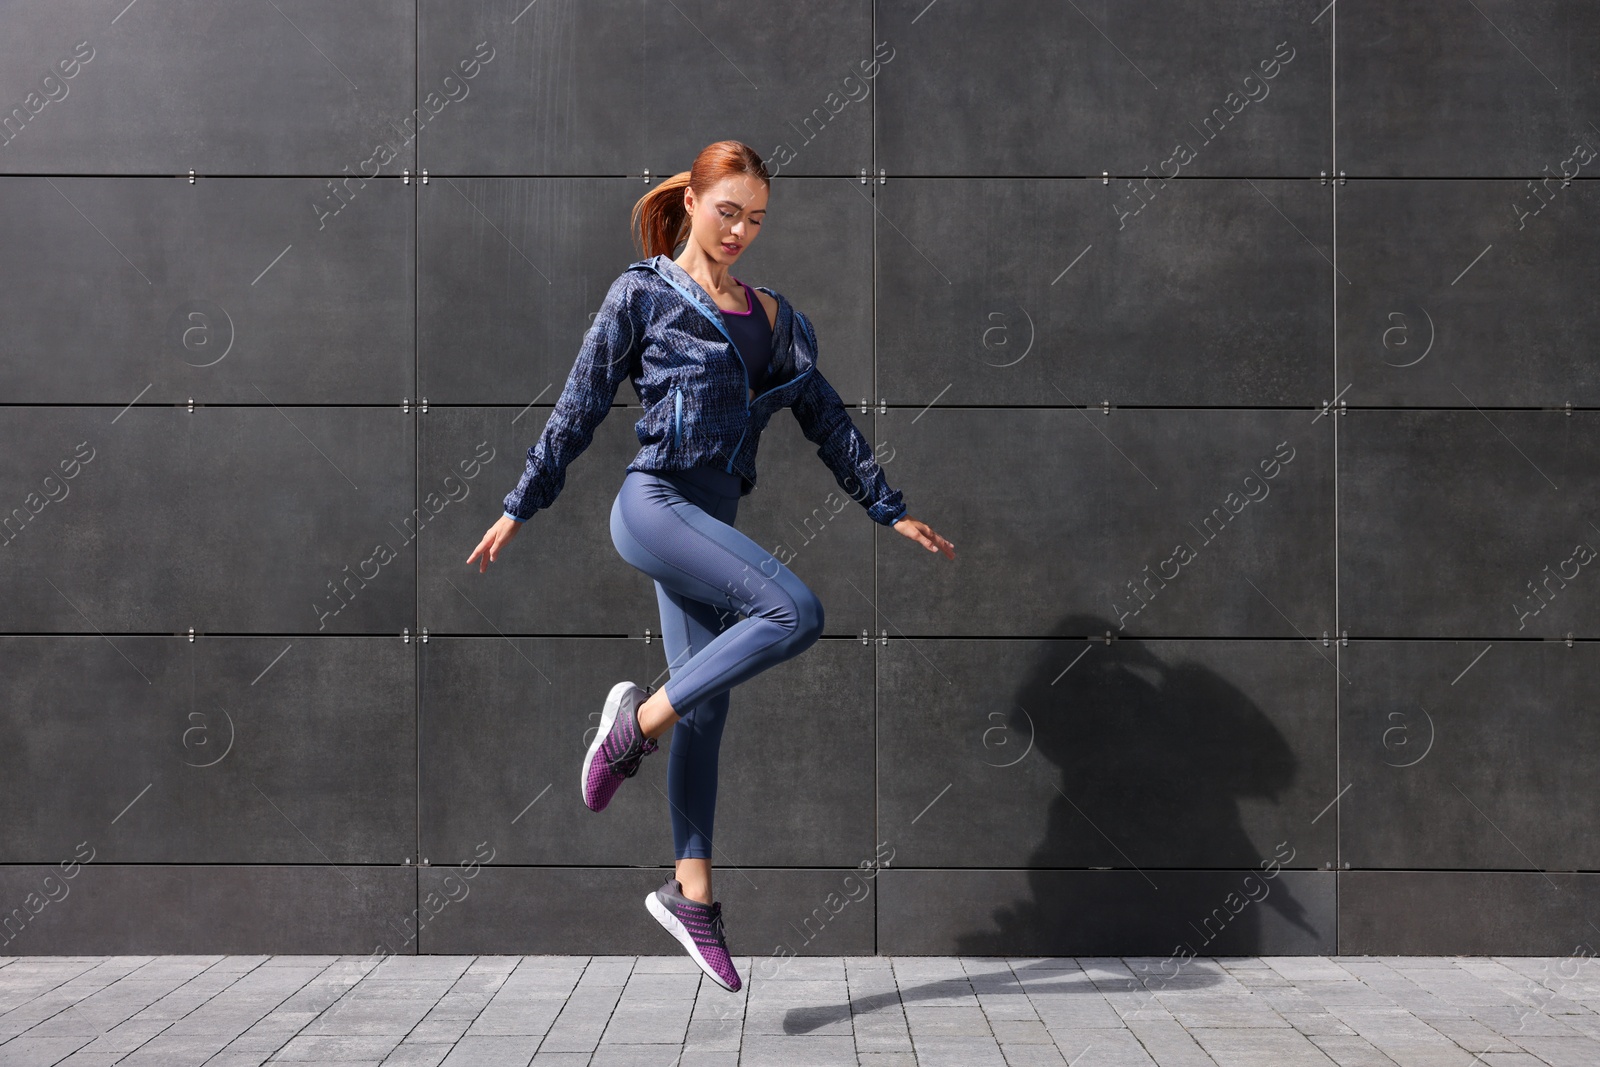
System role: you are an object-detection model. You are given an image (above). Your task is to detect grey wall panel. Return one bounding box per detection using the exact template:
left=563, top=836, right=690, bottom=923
left=1340, top=411, right=1600, bottom=638
left=0, top=636, right=415, bottom=864
left=1341, top=640, right=1600, bottom=871
left=0, top=865, right=415, bottom=956
left=876, top=179, right=1332, bottom=407
left=419, top=408, right=641, bottom=636
left=0, top=0, right=417, bottom=175
left=417, top=0, right=871, bottom=175
left=419, top=637, right=673, bottom=867
left=878, top=640, right=1336, bottom=869
left=877, top=1, right=1329, bottom=177
left=0, top=177, right=414, bottom=405
left=417, top=866, right=875, bottom=957
left=1337, top=0, right=1599, bottom=176
left=205, top=404, right=416, bottom=635
left=1337, top=181, right=1600, bottom=406
left=420, top=637, right=873, bottom=868
left=419, top=176, right=873, bottom=406
left=418, top=178, right=651, bottom=405
left=0, top=406, right=136, bottom=619
left=423, top=419, right=879, bottom=638
left=879, top=870, right=1335, bottom=956
left=739, top=415, right=883, bottom=638
left=1341, top=872, right=1600, bottom=955
left=706, top=637, right=875, bottom=867
left=877, top=408, right=1333, bottom=637
left=0, top=406, right=415, bottom=634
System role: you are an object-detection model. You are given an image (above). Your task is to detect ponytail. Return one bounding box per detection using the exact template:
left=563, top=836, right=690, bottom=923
left=631, top=171, right=693, bottom=259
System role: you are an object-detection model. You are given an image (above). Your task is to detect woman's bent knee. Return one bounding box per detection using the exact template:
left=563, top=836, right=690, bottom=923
left=784, top=587, right=824, bottom=653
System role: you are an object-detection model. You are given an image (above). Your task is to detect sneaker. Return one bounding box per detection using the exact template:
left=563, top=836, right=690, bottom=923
left=581, top=681, right=658, bottom=812
left=646, top=877, right=742, bottom=991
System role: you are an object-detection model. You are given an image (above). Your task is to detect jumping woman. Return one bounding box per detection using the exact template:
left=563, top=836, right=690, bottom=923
left=467, top=141, right=956, bottom=991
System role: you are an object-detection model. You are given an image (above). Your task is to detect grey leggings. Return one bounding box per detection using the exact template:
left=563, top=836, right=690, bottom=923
left=608, top=465, right=824, bottom=859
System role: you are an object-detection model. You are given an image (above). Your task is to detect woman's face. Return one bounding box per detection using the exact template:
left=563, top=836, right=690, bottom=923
left=685, top=173, right=768, bottom=265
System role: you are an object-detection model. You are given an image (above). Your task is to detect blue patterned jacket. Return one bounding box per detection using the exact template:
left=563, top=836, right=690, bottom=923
left=502, top=254, right=909, bottom=526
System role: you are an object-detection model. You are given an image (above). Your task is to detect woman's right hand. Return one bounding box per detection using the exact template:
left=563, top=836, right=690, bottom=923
left=468, top=514, right=524, bottom=573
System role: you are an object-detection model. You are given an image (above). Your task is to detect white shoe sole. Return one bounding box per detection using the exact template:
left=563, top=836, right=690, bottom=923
left=646, top=889, right=741, bottom=992
left=582, top=681, right=636, bottom=809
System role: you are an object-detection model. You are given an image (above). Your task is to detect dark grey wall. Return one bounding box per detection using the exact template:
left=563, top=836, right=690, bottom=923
left=1, top=0, right=1596, bottom=959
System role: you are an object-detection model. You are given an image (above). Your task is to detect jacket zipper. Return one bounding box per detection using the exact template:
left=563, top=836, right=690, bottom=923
left=720, top=364, right=815, bottom=473
left=673, top=385, right=683, bottom=448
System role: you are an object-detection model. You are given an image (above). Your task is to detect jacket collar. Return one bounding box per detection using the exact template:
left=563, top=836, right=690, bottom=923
left=632, top=253, right=805, bottom=374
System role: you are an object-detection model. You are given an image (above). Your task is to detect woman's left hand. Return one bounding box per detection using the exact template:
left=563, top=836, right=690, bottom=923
left=892, top=516, right=955, bottom=559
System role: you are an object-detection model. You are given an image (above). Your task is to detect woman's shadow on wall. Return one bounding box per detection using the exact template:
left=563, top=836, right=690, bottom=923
left=780, top=612, right=1321, bottom=1033
left=953, top=612, right=1316, bottom=959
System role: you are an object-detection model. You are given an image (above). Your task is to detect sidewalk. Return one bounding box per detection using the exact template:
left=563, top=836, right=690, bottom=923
left=1, top=953, right=1596, bottom=1066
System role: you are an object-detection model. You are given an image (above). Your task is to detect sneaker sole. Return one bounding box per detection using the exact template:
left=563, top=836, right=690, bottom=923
left=582, top=681, right=636, bottom=811
left=645, top=889, right=741, bottom=992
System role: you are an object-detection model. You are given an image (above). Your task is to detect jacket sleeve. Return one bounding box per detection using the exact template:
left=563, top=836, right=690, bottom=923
left=502, top=272, right=646, bottom=521
left=787, top=310, right=909, bottom=527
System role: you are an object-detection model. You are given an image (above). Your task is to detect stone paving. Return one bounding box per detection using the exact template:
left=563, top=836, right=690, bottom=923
left=1, top=954, right=1598, bottom=1066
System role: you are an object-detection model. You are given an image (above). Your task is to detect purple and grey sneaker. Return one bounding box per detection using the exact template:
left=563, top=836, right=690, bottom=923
left=581, top=681, right=658, bottom=812
left=645, top=877, right=742, bottom=991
